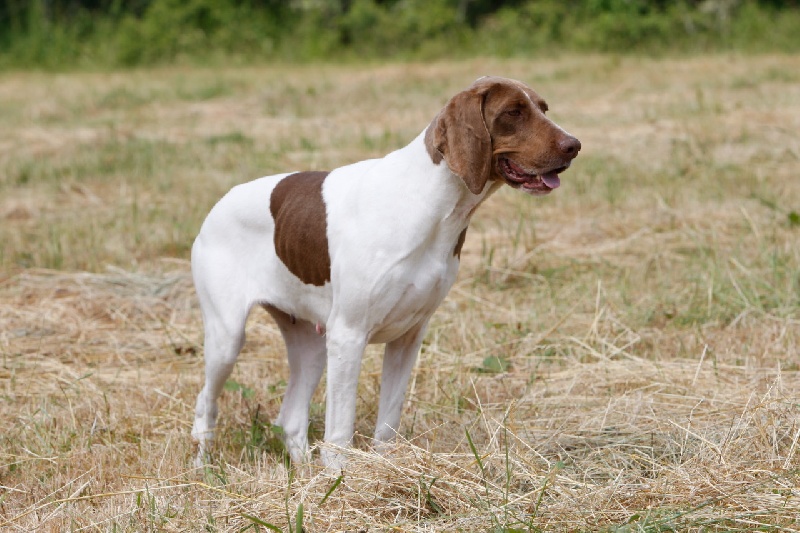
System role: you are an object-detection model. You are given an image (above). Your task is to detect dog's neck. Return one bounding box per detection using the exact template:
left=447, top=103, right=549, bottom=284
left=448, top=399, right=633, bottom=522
left=407, top=129, right=501, bottom=229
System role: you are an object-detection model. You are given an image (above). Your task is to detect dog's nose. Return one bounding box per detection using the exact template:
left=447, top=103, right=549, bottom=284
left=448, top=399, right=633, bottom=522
left=558, top=135, right=581, bottom=157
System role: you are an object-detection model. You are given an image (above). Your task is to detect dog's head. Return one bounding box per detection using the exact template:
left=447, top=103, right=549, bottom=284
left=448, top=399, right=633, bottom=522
left=426, top=76, right=581, bottom=195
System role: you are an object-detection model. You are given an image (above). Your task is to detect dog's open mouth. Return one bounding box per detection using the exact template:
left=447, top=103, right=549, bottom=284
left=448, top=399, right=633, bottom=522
left=498, top=157, right=568, bottom=194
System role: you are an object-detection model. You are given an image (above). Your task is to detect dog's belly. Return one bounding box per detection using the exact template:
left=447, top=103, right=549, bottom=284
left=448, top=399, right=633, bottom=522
left=259, top=273, right=332, bottom=327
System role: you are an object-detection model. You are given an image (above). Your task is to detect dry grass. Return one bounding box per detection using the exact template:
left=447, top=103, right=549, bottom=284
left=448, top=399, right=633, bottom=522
left=1, top=55, right=800, bottom=531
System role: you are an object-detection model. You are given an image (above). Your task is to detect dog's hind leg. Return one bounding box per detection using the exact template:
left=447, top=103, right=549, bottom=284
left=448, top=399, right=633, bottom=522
left=191, top=314, right=247, bottom=466
left=266, top=306, right=327, bottom=464
left=190, top=245, right=249, bottom=466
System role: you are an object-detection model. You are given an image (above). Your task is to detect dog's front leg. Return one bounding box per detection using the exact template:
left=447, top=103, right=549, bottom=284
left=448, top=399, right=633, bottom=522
left=374, top=322, right=428, bottom=444
left=321, top=325, right=367, bottom=470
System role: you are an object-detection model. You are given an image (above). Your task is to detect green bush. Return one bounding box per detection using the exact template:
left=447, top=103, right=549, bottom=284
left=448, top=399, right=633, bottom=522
left=341, top=0, right=463, bottom=57
left=476, top=0, right=800, bottom=56
left=1, top=0, right=799, bottom=69
left=114, top=0, right=281, bottom=65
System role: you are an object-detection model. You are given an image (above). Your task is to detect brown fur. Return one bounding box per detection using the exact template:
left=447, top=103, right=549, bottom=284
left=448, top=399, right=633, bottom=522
left=454, top=227, right=468, bottom=258
left=426, top=76, right=578, bottom=194
left=269, top=171, right=331, bottom=286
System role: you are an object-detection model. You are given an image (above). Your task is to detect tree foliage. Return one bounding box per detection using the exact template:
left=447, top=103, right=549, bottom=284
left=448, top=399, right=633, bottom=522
left=1, top=0, right=799, bottom=68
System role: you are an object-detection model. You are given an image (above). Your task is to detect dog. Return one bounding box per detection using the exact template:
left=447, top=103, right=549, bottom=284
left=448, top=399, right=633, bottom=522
left=191, top=76, right=580, bottom=469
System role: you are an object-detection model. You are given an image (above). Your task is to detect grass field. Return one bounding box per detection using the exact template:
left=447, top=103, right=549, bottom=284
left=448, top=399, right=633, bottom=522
left=1, top=55, right=800, bottom=531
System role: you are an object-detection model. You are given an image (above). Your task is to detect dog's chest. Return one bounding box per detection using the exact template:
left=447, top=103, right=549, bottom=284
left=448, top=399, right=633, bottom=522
left=367, top=250, right=459, bottom=344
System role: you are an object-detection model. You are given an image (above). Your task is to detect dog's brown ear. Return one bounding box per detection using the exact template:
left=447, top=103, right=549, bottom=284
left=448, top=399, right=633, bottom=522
left=429, top=86, right=492, bottom=195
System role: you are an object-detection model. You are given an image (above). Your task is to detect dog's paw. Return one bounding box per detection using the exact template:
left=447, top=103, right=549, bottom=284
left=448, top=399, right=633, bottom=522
left=320, top=447, right=347, bottom=472
left=194, top=449, right=211, bottom=469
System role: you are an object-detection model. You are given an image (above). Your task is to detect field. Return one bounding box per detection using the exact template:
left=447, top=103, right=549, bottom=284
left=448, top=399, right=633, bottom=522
left=1, top=55, right=799, bottom=531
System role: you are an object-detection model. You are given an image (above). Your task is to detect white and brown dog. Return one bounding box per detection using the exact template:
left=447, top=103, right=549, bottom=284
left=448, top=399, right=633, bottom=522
left=191, top=76, right=580, bottom=469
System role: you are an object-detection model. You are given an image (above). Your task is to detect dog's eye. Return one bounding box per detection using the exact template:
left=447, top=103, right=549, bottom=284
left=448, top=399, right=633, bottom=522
left=506, top=109, right=522, bottom=117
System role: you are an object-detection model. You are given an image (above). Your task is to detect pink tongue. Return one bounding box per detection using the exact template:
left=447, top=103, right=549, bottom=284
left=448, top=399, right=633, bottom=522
left=541, top=172, right=561, bottom=189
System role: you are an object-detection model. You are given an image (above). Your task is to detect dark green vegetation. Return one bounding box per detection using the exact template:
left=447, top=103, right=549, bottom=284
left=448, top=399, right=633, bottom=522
left=2, top=0, right=800, bottom=69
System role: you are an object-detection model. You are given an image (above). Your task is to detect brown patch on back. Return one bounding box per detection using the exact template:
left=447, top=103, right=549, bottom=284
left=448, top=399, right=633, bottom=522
left=270, top=171, right=331, bottom=286
left=454, top=227, right=468, bottom=259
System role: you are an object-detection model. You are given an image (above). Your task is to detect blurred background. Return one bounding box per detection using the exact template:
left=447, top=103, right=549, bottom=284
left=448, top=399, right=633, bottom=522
left=2, top=0, right=800, bottom=69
